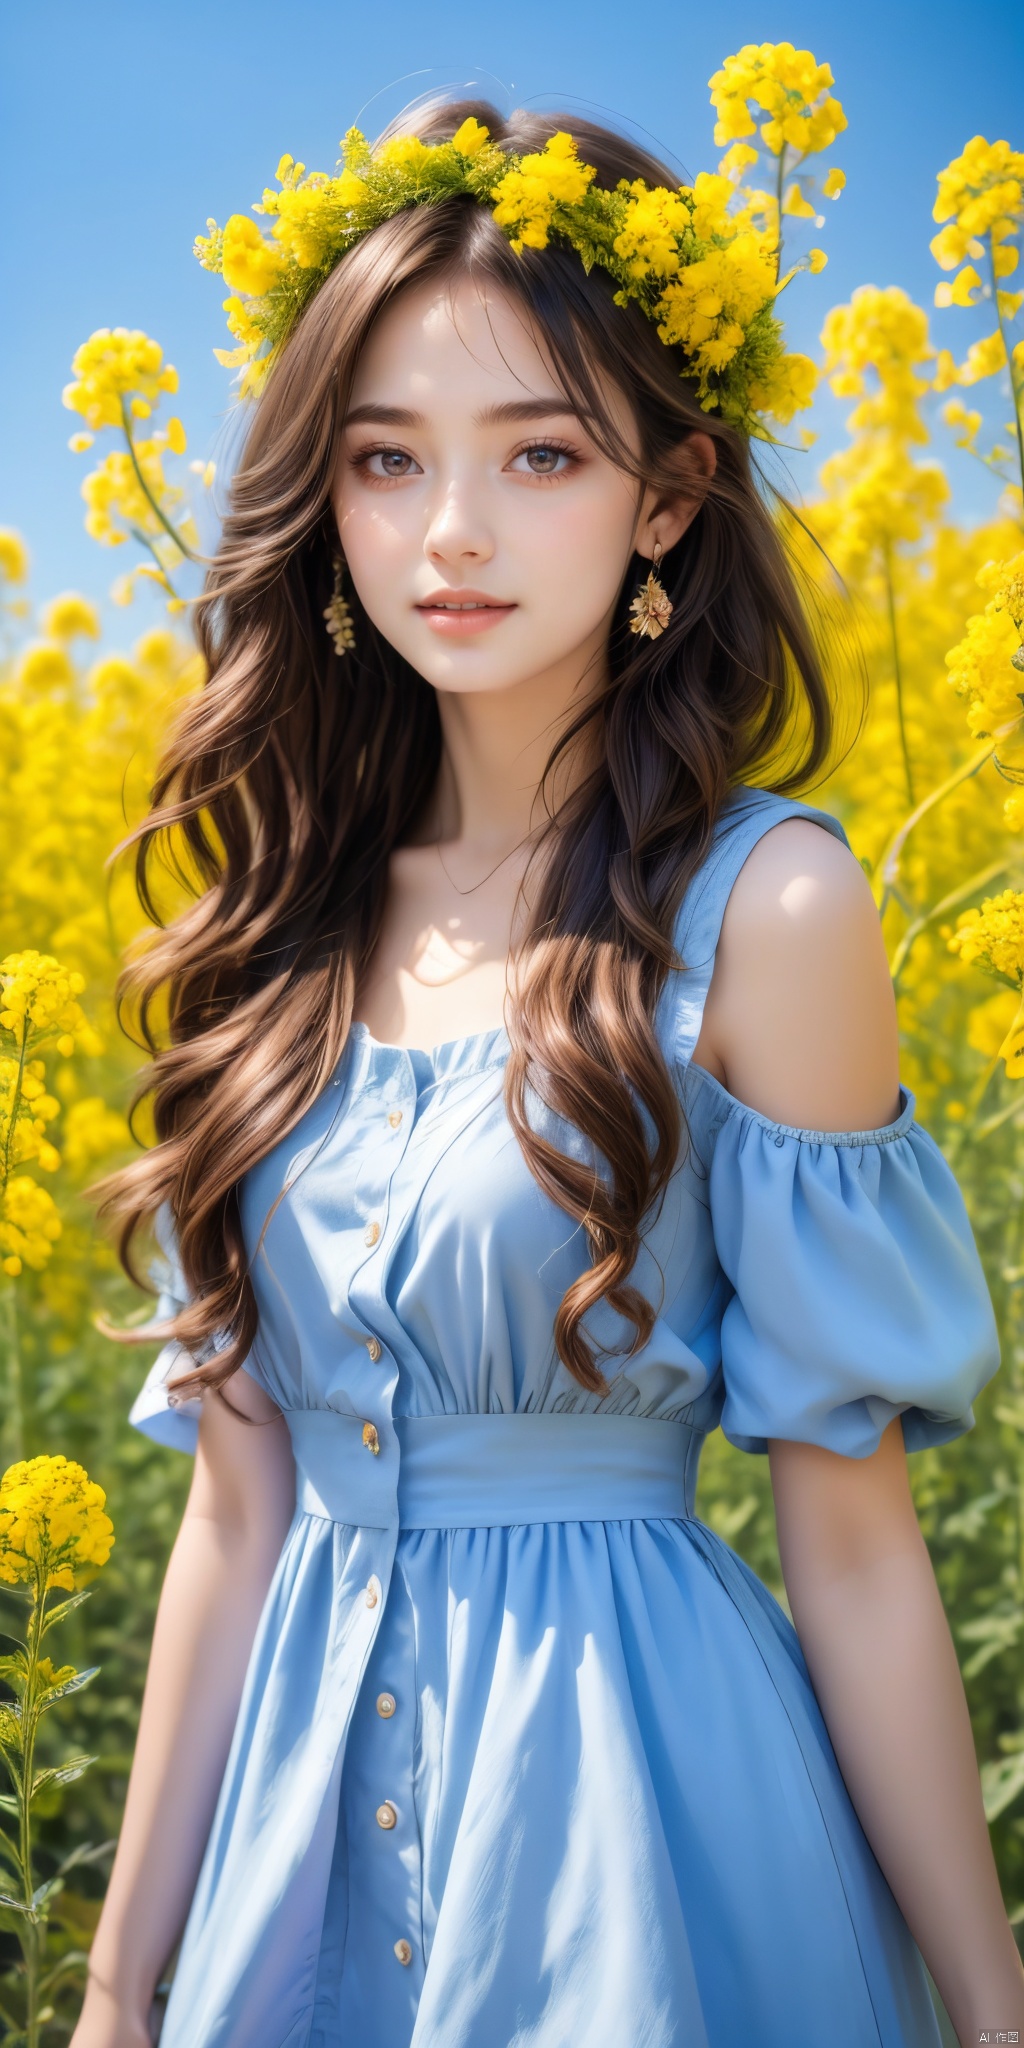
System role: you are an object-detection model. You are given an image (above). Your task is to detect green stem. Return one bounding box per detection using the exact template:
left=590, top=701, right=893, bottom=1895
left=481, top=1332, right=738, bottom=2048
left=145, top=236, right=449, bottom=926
left=118, top=399, right=199, bottom=564
left=883, top=539, right=915, bottom=808
left=986, top=238, right=1024, bottom=506
left=126, top=524, right=182, bottom=599
left=889, top=858, right=1009, bottom=986
left=875, top=730, right=1015, bottom=906
left=774, top=144, right=787, bottom=282
left=20, top=1575, right=45, bottom=2048
left=1, top=1031, right=29, bottom=1194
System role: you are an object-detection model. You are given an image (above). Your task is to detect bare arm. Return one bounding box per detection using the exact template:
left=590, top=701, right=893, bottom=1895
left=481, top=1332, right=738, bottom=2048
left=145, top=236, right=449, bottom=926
left=696, top=817, right=1024, bottom=2048
left=72, top=1368, right=296, bottom=2046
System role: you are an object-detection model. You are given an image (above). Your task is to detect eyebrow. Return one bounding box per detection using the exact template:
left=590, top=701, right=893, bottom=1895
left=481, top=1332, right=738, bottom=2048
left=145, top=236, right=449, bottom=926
left=342, top=398, right=584, bottom=430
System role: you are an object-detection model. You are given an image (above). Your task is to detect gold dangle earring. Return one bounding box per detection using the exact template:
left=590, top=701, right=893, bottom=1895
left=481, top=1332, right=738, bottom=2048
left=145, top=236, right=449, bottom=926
left=628, top=537, right=673, bottom=640
left=324, top=554, right=356, bottom=657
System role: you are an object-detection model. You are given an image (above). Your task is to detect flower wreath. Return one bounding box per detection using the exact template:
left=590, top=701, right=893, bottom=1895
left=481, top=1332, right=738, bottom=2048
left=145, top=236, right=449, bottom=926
left=195, top=116, right=818, bottom=438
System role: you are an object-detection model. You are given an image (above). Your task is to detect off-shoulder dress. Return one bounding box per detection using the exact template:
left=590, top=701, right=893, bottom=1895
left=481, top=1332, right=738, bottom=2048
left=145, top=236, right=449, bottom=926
left=129, top=784, right=1001, bottom=2048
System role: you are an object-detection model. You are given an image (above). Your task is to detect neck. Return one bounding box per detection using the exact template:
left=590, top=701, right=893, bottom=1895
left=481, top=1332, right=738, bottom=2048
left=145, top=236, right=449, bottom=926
left=421, top=637, right=607, bottom=856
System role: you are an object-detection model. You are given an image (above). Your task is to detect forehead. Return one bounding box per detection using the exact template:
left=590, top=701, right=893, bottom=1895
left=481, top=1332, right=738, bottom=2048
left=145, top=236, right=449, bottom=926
left=348, top=274, right=565, bottom=409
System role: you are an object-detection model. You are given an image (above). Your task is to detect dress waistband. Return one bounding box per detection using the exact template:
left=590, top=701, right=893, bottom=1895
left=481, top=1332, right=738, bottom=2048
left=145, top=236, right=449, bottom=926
left=285, top=1409, right=702, bottom=1529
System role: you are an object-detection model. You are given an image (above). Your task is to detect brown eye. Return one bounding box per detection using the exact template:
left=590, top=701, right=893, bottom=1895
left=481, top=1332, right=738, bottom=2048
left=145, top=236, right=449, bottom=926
left=525, top=445, right=563, bottom=473
left=378, top=450, right=414, bottom=476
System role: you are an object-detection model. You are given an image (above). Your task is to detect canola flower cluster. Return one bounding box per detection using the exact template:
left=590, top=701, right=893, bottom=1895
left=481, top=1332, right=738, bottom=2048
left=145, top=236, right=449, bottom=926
left=193, top=107, right=833, bottom=432
left=61, top=327, right=205, bottom=612
left=930, top=136, right=1024, bottom=398
left=946, top=552, right=1024, bottom=751
left=814, top=285, right=949, bottom=582
left=1, top=951, right=93, bottom=1058
left=0, top=1453, right=113, bottom=1591
left=949, top=889, right=1024, bottom=984
left=709, top=41, right=847, bottom=158
left=0, top=953, right=102, bottom=1280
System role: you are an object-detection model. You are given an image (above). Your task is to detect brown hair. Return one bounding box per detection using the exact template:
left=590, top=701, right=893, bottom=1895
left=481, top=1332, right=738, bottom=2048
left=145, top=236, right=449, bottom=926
left=91, top=98, right=840, bottom=1402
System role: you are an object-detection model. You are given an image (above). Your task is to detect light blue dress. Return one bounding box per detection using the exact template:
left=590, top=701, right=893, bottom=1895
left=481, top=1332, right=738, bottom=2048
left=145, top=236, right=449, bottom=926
left=129, top=785, right=1001, bottom=2048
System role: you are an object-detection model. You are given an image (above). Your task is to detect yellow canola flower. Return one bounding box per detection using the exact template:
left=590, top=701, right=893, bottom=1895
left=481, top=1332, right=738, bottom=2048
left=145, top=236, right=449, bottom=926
left=945, top=551, right=1024, bottom=739
left=820, top=285, right=934, bottom=441
left=612, top=183, right=691, bottom=282
left=220, top=214, right=287, bottom=297
left=41, top=592, right=101, bottom=642
left=746, top=349, right=818, bottom=424
left=958, top=330, right=1007, bottom=384
left=59, top=1096, right=131, bottom=1176
left=63, top=328, right=179, bottom=433
left=0, top=1056, right=61, bottom=1175
left=655, top=234, right=777, bottom=379
left=0, top=951, right=90, bottom=1057
left=966, top=989, right=1021, bottom=1057
left=80, top=435, right=195, bottom=554
left=267, top=180, right=342, bottom=271
left=782, top=182, right=816, bottom=220
left=931, top=136, right=1024, bottom=272
left=823, top=167, right=846, bottom=199
left=0, top=1454, right=113, bottom=1591
left=709, top=42, right=847, bottom=158
left=0, top=528, right=29, bottom=582
left=490, top=132, right=596, bottom=252
left=934, top=264, right=983, bottom=309
left=14, top=641, right=76, bottom=695
left=942, top=397, right=982, bottom=446
left=0, top=1177, right=62, bottom=1277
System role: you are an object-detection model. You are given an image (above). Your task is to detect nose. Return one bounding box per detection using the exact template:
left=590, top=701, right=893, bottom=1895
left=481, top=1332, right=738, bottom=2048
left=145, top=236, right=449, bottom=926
left=422, top=479, right=495, bottom=573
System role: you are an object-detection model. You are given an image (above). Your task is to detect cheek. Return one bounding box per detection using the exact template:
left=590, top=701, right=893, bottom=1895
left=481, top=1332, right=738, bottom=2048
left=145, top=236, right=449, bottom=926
left=517, top=487, right=637, bottom=606
left=335, top=496, right=410, bottom=586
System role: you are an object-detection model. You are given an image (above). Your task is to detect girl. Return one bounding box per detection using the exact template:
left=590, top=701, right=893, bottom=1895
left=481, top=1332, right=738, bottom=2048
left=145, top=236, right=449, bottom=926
left=74, top=101, right=1022, bottom=2048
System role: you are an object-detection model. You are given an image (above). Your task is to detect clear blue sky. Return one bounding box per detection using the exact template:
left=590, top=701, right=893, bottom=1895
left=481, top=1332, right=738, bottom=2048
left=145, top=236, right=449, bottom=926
left=2, top=0, right=1021, bottom=633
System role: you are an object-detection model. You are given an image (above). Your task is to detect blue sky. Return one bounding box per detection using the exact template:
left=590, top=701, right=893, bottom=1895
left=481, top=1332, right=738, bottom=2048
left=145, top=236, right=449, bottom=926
left=2, top=0, right=1021, bottom=632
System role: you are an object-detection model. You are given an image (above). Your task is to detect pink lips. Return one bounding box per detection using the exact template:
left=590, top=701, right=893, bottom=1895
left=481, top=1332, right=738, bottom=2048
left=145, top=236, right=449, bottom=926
left=415, top=588, right=517, bottom=637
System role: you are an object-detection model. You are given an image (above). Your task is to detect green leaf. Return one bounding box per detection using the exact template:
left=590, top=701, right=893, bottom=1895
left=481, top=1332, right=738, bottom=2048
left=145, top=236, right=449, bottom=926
left=0, top=1828, right=22, bottom=1873
left=0, top=1656, right=27, bottom=1686
left=30, top=1754, right=97, bottom=1794
left=981, top=1747, right=1024, bottom=1823
left=39, top=1590, right=90, bottom=1638
left=54, top=1836, right=116, bottom=1880
left=38, top=1947, right=91, bottom=1993
left=956, top=1605, right=1023, bottom=1677
left=0, top=1892, right=33, bottom=1917
left=31, top=1875, right=63, bottom=1913
left=37, top=1665, right=99, bottom=1708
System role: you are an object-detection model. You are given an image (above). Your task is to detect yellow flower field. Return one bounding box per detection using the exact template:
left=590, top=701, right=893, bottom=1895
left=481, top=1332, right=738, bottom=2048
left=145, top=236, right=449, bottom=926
left=0, top=38, right=1022, bottom=2026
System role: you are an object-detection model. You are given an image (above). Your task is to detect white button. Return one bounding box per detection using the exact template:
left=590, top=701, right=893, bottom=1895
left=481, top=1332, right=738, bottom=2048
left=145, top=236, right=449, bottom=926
left=365, top=1577, right=381, bottom=1609
left=364, top=1220, right=380, bottom=1247
left=387, top=1109, right=403, bottom=1129
left=376, top=1800, right=397, bottom=1830
left=366, top=1336, right=382, bottom=1362
left=376, top=1691, right=396, bottom=1718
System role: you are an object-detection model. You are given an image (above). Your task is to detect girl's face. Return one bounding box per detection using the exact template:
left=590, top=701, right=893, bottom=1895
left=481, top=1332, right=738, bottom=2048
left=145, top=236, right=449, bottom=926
left=331, top=274, right=693, bottom=703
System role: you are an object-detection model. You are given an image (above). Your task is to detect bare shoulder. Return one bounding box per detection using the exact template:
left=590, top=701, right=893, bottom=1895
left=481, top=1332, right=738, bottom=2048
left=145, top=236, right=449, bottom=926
left=696, top=817, right=901, bottom=1133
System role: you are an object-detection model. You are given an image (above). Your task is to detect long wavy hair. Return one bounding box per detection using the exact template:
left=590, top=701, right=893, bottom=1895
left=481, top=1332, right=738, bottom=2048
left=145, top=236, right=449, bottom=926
left=91, top=97, right=845, bottom=1404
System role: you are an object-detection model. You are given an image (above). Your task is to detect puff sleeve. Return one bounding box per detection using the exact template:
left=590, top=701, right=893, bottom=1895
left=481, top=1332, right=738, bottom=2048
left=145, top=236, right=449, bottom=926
left=690, top=1071, right=1001, bottom=1459
left=127, top=1201, right=250, bottom=1455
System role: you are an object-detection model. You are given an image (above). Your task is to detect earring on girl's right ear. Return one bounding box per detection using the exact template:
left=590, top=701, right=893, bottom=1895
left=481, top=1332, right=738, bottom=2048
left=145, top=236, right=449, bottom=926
left=628, top=537, right=674, bottom=639
left=324, top=554, right=356, bottom=656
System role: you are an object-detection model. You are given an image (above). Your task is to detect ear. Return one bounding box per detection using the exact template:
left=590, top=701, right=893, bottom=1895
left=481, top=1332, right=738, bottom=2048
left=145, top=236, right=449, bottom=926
left=634, top=431, right=717, bottom=561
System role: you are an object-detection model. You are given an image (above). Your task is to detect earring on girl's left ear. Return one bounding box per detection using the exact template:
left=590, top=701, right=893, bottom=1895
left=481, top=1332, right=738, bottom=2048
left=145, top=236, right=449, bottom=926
left=324, top=554, right=356, bottom=657
left=629, top=537, right=674, bottom=640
